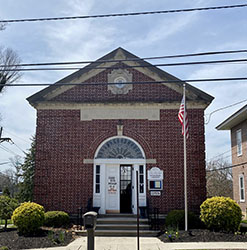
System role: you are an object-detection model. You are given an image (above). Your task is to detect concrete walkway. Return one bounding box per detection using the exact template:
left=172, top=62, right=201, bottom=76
left=27, top=236, right=247, bottom=250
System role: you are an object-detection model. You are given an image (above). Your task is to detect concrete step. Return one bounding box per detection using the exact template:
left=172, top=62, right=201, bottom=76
left=96, top=223, right=150, bottom=230
left=98, top=213, right=137, bottom=218
left=74, top=214, right=158, bottom=237
left=97, top=217, right=148, bottom=224
left=75, top=229, right=159, bottom=237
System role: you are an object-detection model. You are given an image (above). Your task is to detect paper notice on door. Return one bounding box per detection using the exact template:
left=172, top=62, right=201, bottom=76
left=108, top=176, right=117, bottom=194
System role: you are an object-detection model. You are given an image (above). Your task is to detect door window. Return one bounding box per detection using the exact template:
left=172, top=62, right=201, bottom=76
left=120, top=165, right=132, bottom=213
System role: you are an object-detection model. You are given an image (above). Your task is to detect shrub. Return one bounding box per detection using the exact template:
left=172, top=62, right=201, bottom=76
left=2, top=187, right=10, bottom=197
left=0, top=246, right=9, bottom=250
left=48, top=230, right=65, bottom=244
left=165, top=210, right=201, bottom=229
left=44, top=211, right=70, bottom=228
left=12, top=202, right=45, bottom=235
left=0, top=196, right=18, bottom=230
left=200, top=196, right=242, bottom=232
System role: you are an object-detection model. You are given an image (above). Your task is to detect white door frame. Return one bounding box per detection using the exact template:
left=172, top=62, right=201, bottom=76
left=93, top=159, right=146, bottom=214
left=93, top=136, right=147, bottom=214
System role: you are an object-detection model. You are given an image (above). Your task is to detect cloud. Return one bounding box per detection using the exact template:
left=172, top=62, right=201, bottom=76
left=188, top=62, right=247, bottom=162
left=41, top=0, right=117, bottom=62
left=126, top=11, right=199, bottom=49
left=0, top=0, right=246, bottom=168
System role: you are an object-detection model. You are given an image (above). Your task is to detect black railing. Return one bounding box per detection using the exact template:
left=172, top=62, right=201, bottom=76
left=147, top=207, right=160, bottom=230
left=77, top=207, right=83, bottom=229
left=77, top=198, right=100, bottom=229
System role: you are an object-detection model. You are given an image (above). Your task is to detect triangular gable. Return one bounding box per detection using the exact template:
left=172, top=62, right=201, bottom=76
left=27, top=47, right=214, bottom=107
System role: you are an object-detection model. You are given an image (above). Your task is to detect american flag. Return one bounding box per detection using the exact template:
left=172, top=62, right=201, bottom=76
left=178, top=95, right=189, bottom=139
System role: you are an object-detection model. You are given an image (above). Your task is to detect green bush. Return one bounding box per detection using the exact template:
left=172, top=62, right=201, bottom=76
left=200, top=196, right=242, bottom=232
left=0, top=196, right=18, bottom=230
left=12, top=202, right=45, bottom=235
left=165, top=210, right=201, bottom=229
left=44, top=211, right=70, bottom=228
left=0, top=246, right=9, bottom=250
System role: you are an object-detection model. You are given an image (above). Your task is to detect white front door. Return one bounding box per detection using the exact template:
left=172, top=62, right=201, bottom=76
left=105, top=165, right=120, bottom=213
left=93, top=159, right=147, bottom=214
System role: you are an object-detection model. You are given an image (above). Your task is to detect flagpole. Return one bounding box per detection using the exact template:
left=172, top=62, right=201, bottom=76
left=183, top=83, right=188, bottom=232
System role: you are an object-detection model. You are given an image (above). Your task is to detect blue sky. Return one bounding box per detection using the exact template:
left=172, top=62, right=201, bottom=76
left=0, top=0, right=247, bottom=170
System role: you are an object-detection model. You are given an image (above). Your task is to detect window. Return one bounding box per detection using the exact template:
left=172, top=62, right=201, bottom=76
left=236, top=129, right=242, bottom=156
left=95, top=165, right=100, bottom=193
left=139, top=165, right=144, bottom=193
left=240, top=175, right=245, bottom=202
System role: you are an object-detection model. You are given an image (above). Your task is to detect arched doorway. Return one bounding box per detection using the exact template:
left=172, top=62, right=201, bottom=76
left=93, top=136, right=147, bottom=214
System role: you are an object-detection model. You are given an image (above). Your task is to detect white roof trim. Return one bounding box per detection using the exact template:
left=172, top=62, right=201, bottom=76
left=216, top=105, right=247, bottom=130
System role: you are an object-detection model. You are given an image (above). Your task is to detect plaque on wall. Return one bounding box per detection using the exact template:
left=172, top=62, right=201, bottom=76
left=150, top=191, right=161, bottom=196
left=148, top=167, right=163, bottom=180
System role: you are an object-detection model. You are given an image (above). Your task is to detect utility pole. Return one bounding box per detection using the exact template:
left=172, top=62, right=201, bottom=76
left=0, top=127, right=11, bottom=143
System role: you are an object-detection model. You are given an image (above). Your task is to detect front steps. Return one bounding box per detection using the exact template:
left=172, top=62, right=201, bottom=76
left=76, top=214, right=159, bottom=237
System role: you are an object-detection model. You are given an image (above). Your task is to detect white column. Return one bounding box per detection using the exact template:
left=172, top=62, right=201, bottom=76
left=100, top=164, right=106, bottom=214
left=132, top=164, right=139, bottom=214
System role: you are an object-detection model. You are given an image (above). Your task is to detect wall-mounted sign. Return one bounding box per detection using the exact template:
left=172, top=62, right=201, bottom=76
left=150, top=191, right=161, bottom=196
left=108, top=176, right=117, bottom=194
left=148, top=167, right=163, bottom=191
left=148, top=167, right=163, bottom=180
left=149, top=180, right=163, bottom=190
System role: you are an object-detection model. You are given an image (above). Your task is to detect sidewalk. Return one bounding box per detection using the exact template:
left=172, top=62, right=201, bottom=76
left=27, top=236, right=247, bottom=250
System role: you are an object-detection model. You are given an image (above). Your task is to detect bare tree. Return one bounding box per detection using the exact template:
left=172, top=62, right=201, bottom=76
left=206, top=159, right=233, bottom=198
left=0, top=47, right=22, bottom=92
left=0, top=156, right=23, bottom=197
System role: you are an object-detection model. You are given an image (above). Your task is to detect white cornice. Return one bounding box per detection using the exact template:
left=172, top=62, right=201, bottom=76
left=35, top=101, right=207, bottom=110
left=216, top=105, right=247, bottom=130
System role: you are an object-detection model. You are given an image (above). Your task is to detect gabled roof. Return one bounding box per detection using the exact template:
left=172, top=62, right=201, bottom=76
left=216, top=104, right=247, bottom=130
left=27, top=47, right=214, bottom=106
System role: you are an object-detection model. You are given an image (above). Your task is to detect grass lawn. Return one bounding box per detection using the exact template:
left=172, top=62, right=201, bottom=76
left=0, top=219, right=12, bottom=225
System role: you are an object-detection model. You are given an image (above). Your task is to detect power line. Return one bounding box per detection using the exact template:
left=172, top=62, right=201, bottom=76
left=0, top=145, right=17, bottom=155
left=205, top=98, right=247, bottom=124
left=208, top=149, right=232, bottom=161
left=3, top=58, right=247, bottom=72
left=1, top=4, right=247, bottom=24
left=1, top=49, right=247, bottom=68
left=207, top=132, right=247, bottom=163
left=0, top=162, right=11, bottom=166
left=1, top=77, right=247, bottom=87
left=2, top=129, right=30, bottom=144
left=206, top=161, right=247, bottom=172
left=11, top=141, right=26, bottom=154
left=0, top=145, right=22, bottom=158
left=209, top=153, right=232, bottom=162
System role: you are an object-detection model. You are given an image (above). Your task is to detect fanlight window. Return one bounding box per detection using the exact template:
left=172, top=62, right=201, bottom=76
left=96, top=138, right=144, bottom=159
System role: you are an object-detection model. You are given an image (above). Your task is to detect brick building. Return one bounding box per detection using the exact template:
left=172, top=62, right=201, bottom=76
left=217, top=104, right=247, bottom=216
left=27, top=48, right=213, bottom=215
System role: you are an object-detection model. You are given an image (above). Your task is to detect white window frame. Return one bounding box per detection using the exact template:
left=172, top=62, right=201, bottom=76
left=239, top=174, right=245, bottom=202
left=139, top=165, right=145, bottom=194
left=236, top=129, right=242, bottom=156
left=95, top=165, right=101, bottom=194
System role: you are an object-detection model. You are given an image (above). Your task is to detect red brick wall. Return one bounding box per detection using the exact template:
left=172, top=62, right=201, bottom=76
left=34, top=66, right=206, bottom=214
left=52, top=67, right=182, bottom=103
left=34, top=108, right=206, bottom=214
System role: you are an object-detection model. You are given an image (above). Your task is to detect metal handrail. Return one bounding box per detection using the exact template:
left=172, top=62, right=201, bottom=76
left=147, top=207, right=160, bottom=230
